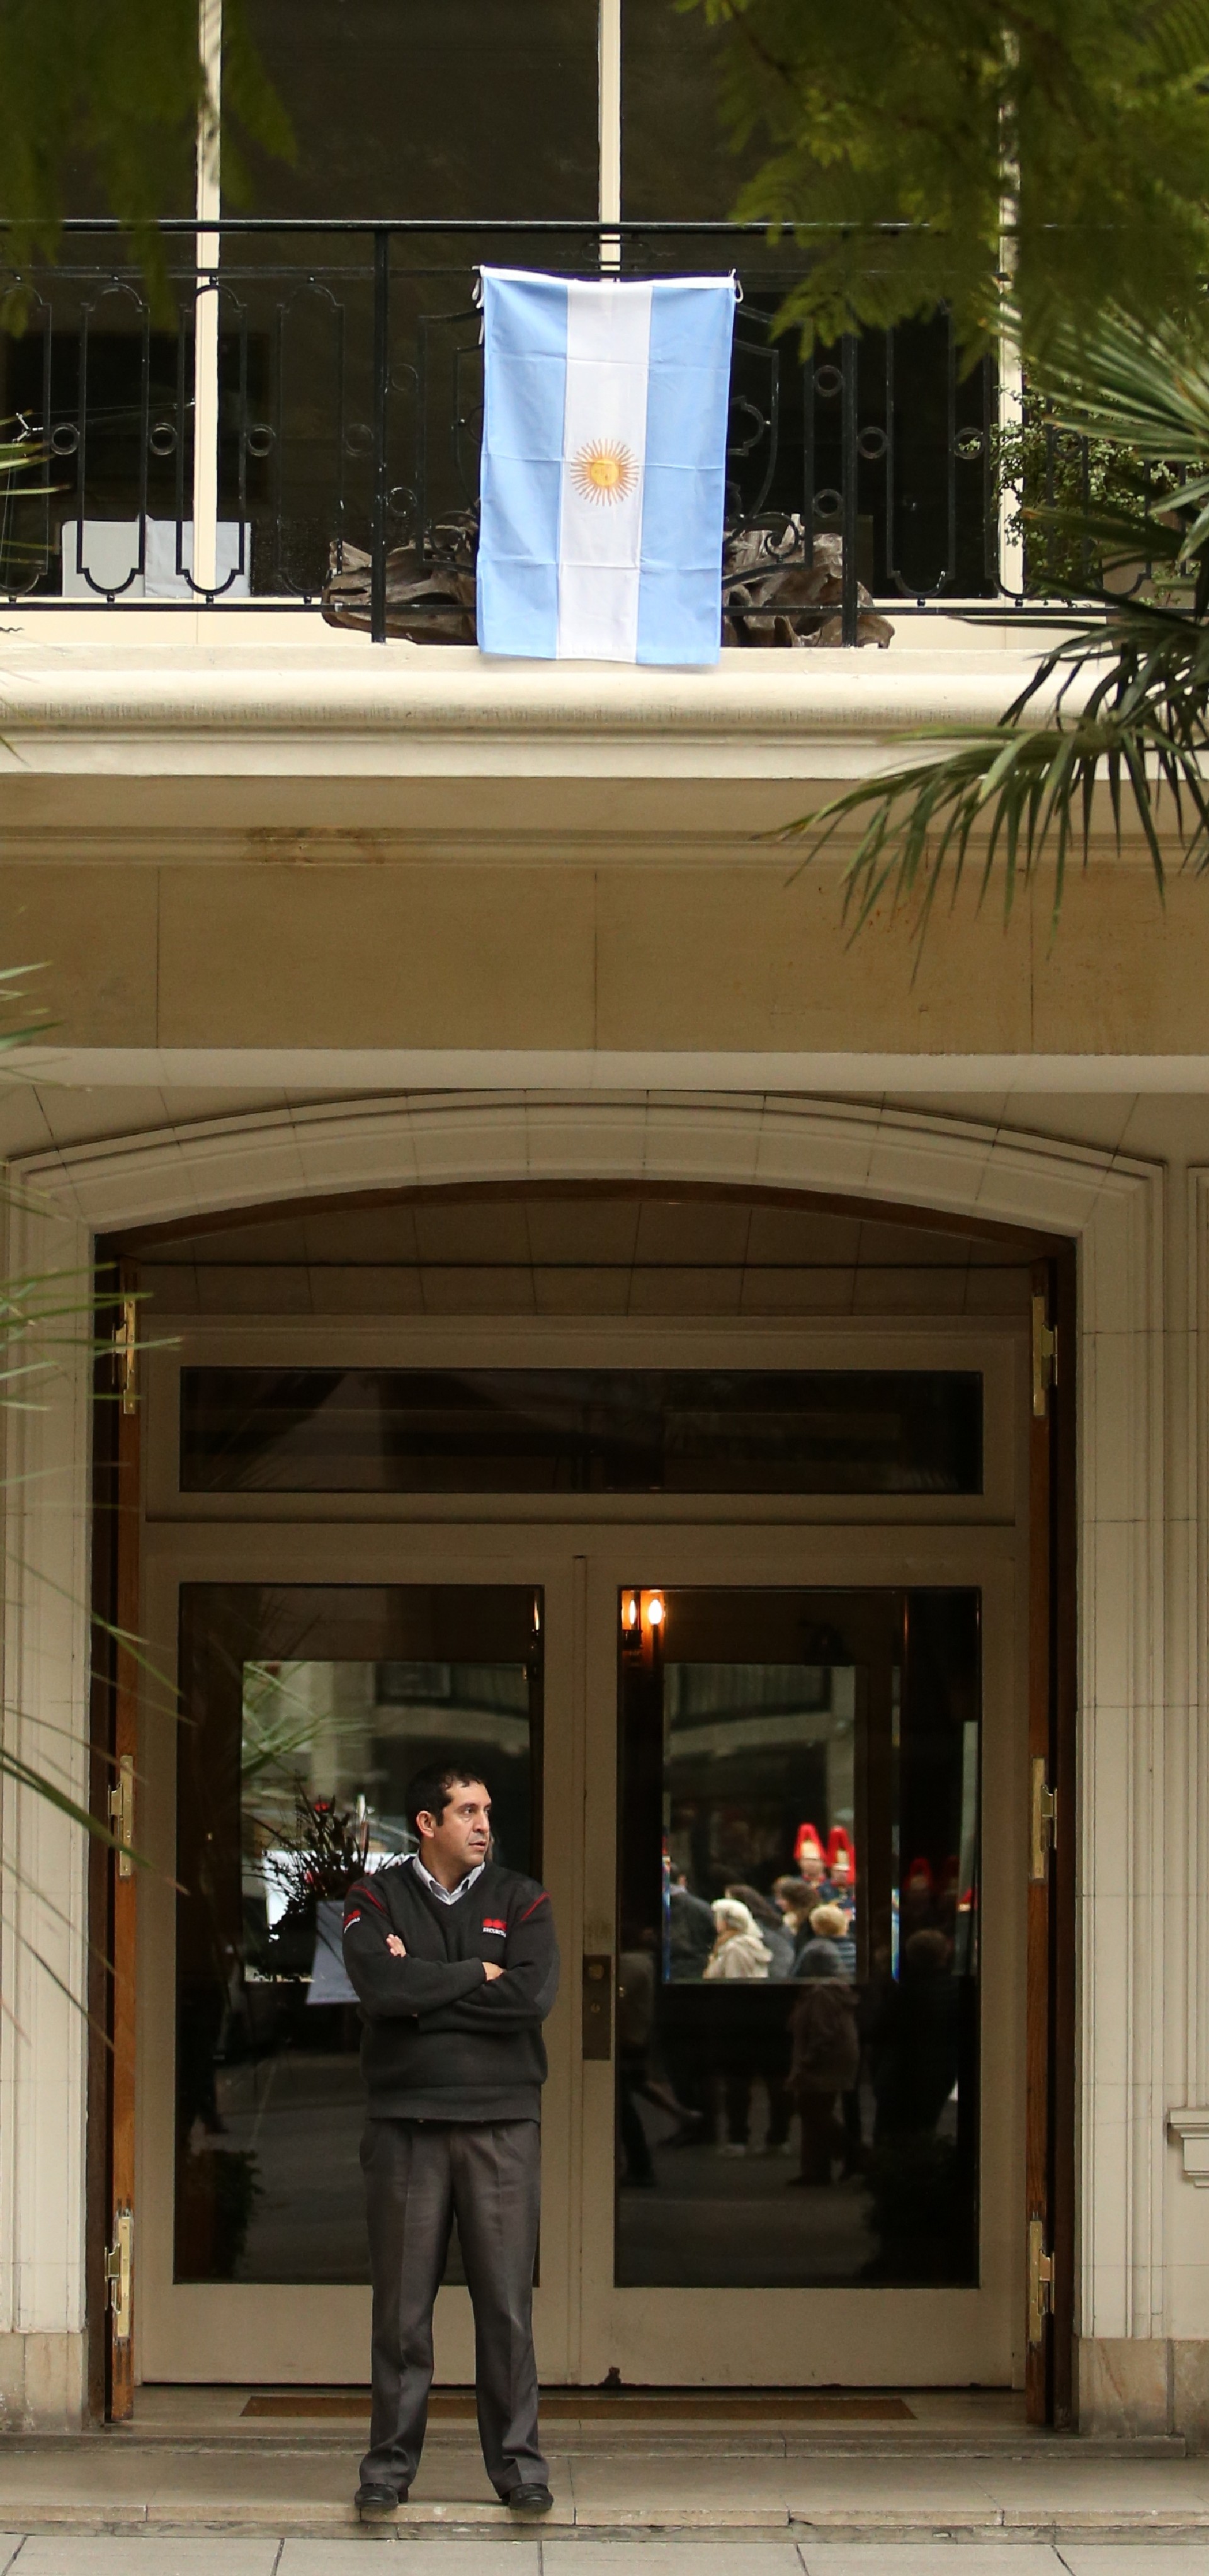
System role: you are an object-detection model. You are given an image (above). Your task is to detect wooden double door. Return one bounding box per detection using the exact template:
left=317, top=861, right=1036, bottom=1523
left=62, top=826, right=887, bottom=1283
left=93, top=1302, right=1070, bottom=2417
left=116, top=1522, right=1025, bottom=2393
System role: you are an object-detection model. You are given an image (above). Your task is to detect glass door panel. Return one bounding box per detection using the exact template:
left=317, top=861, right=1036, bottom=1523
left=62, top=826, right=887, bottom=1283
left=616, top=1587, right=980, bottom=2293
left=174, top=1583, right=542, bottom=2287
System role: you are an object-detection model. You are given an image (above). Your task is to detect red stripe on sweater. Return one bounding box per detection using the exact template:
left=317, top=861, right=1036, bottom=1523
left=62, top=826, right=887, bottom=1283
left=518, top=1893, right=549, bottom=1923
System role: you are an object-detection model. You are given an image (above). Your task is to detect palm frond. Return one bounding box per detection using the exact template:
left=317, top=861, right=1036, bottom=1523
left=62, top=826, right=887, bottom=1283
left=1038, top=308, right=1209, bottom=462
left=789, top=306, right=1209, bottom=935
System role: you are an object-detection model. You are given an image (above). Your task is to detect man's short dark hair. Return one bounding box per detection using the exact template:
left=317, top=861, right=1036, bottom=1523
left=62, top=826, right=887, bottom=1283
left=404, top=1761, right=489, bottom=1839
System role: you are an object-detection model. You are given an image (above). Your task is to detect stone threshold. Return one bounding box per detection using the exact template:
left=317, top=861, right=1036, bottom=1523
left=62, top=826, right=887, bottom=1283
left=0, top=2431, right=1187, bottom=2458
left=0, top=2431, right=1186, bottom=2452
left=4, top=2504, right=1209, bottom=2539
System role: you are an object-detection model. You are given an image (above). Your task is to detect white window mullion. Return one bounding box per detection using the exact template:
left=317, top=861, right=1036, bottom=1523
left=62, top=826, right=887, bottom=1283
left=997, top=322, right=1025, bottom=600
left=599, top=0, right=622, bottom=259
left=192, top=0, right=222, bottom=595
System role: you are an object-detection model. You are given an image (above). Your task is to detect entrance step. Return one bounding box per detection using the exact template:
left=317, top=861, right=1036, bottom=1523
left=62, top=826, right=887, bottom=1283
left=0, top=2430, right=1205, bottom=2541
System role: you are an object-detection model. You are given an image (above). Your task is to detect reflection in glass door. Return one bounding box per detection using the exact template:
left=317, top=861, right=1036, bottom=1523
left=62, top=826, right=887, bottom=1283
left=616, top=1588, right=980, bottom=2292
left=174, top=1585, right=542, bottom=2287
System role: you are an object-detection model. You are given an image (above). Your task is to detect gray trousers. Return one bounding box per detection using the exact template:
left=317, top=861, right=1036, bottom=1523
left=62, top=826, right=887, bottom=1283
left=360, top=2117, right=547, bottom=2498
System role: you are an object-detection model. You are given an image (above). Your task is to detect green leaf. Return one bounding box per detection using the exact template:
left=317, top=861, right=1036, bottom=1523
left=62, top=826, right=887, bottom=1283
left=689, top=0, right=1209, bottom=362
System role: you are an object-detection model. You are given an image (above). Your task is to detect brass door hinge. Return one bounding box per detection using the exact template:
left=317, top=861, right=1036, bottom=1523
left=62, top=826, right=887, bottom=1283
left=113, top=1297, right=138, bottom=1416
left=1032, top=1292, right=1057, bottom=1419
left=1027, top=2213, right=1053, bottom=2345
left=1030, top=1755, right=1058, bottom=1882
left=109, top=1752, right=134, bottom=1881
left=106, top=2205, right=133, bottom=2343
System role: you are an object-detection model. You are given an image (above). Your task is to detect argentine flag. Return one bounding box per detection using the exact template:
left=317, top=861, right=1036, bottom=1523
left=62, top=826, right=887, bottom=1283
left=477, top=267, right=738, bottom=666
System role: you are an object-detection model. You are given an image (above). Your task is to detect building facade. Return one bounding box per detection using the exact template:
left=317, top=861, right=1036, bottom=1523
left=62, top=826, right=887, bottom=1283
left=0, top=0, right=1206, bottom=2447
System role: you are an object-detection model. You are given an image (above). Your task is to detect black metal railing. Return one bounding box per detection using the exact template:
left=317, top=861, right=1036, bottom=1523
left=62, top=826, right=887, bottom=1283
left=0, top=219, right=1026, bottom=645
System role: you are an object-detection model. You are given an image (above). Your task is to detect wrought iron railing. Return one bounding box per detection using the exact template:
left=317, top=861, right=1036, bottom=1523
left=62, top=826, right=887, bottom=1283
left=0, top=219, right=1026, bottom=645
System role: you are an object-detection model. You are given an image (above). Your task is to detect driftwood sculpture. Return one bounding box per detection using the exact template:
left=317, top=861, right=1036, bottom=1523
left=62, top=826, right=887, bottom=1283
left=322, top=513, right=892, bottom=649
left=322, top=520, right=477, bottom=644
left=722, top=521, right=892, bottom=649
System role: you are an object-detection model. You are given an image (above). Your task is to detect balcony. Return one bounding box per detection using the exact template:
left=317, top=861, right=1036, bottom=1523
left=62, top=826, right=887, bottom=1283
left=0, top=219, right=1036, bottom=646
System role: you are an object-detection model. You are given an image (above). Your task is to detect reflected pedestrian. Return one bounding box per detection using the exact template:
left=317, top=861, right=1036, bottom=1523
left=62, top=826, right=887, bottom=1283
left=705, top=1896, right=773, bottom=1981
left=792, top=1900, right=856, bottom=1982
left=787, top=1975, right=860, bottom=2187
left=725, top=1883, right=795, bottom=1979
left=668, top=1867, right=715, bottom=1981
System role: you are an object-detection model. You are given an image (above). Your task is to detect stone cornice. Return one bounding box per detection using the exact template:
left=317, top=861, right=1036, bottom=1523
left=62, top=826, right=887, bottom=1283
left=0, top=635, right=1058, bottom=780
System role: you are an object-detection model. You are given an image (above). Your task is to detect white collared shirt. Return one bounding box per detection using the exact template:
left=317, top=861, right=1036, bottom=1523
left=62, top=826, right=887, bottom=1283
left=407, top=1851, right=486, bottom=1907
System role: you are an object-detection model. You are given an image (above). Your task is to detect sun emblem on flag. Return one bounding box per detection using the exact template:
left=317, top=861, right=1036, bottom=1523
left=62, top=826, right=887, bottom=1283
left=570, top=440, right=637, bottom=504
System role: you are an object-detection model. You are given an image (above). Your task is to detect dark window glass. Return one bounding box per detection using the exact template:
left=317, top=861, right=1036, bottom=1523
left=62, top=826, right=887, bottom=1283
left=179, top=1368, right=983, bottom=1496
left=622, top=2, right=764, bottom=219
left=174, top=1583, right=541, bottom=2284
left=203, top=0, right=599, bottom=598
left=238, top=0, right=599, bottom=219
left=616, top=1586, right=980, bottom=2288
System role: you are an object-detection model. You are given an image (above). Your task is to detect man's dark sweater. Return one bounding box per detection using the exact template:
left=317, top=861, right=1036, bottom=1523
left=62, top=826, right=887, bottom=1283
left=341, top=1857, right=559, bottom=2123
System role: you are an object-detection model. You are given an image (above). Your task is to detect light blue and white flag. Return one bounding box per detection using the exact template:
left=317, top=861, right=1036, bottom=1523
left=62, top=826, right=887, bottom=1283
left=477, top=267, right=737, bottom=666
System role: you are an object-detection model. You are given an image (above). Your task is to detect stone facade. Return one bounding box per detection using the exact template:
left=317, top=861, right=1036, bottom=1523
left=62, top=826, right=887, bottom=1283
left=0, top=616, right=1206, bottom=2429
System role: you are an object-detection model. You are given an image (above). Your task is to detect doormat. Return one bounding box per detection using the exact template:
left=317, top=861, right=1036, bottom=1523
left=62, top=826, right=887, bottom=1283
left=241, top=2390, right=915, bottom=2423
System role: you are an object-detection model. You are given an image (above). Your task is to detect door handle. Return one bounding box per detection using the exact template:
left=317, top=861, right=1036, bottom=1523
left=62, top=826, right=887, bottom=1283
left=582, top=1954, right=612, bottom=2060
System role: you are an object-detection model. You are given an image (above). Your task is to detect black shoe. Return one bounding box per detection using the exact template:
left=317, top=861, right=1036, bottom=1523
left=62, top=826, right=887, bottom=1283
left=356, top=2482, right=405, bottom=2519
left=504, top=2483, right=553, bottom=2515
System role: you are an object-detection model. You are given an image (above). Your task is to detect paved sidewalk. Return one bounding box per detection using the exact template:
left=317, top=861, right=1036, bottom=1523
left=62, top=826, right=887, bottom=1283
left=6, top=2544, right=1209, bottom=2576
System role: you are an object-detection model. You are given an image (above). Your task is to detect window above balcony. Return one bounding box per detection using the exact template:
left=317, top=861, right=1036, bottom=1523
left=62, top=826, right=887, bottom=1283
left=5, top=3, right=1034, bottom=634
left=234, top=1, right=760, bottom=227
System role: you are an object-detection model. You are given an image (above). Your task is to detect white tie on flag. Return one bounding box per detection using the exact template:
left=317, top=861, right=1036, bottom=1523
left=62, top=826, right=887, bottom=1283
left=476, top=267, right=738, bottom=666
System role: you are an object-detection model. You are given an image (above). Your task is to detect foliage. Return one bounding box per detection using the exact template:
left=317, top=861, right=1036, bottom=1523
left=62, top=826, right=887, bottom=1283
left=0, top=1, right=291, bottom=302
left=259, top=1792, right=372, bottom=1930
left=790, top=307, right=1209, bottom=937
left=687, top=0, right=1209, bottom=363
left=995, top=406, right=1179, bottom=599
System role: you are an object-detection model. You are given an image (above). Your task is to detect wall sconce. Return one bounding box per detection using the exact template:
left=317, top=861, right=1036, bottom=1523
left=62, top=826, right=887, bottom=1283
left=621, top=1589, right=666, bottom=1653
left=621, top=1590, right=642, bottom=1656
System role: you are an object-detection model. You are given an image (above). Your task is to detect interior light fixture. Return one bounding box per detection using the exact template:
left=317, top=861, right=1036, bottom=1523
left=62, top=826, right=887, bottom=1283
left=647, top=1592, right=665, bottom=1629
left=623, top=1592, right=639, bottom=1630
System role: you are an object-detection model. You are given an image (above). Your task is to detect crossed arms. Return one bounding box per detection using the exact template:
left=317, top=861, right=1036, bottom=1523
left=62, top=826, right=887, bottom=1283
left=342, top=1883, right=559, bottom=2029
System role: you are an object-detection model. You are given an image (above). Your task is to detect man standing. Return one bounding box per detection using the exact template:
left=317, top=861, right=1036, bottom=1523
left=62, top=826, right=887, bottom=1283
left=341, top=1762, right=559, bottom=2521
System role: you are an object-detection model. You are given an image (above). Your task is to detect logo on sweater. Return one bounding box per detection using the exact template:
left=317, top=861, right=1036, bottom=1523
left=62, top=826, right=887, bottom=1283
left=482, top=1918, right=507, bottom=1935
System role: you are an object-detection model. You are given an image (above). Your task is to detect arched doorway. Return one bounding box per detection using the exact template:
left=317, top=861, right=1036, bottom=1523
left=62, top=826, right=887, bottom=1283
left=91, top=1158, right=1072, bottom=2412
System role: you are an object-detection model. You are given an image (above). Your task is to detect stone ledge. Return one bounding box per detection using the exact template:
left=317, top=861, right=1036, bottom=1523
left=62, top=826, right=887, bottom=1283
left=0, top=639, right=1063, bottom=788
left=0, top=2432, right=1185, bottom=2456
left=6, top=2503, right=1209, bottom=2540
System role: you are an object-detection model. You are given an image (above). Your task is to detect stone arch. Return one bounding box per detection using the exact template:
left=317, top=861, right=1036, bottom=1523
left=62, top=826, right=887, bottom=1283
left=0, top=1090, right=1166, bottom=2420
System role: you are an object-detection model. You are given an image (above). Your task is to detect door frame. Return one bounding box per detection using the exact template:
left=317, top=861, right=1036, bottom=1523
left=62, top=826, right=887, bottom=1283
left=88, top=1259, right=140, bottom=2423
left=77, top=1185, right=1080, bottom=2414
left=132, top=1504, right=1027, bottom=2393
